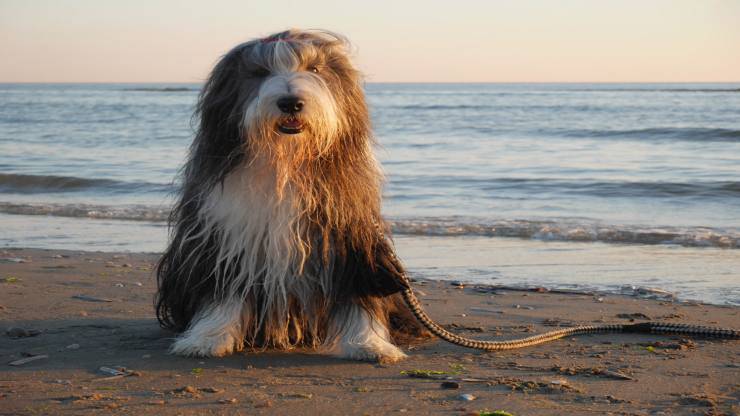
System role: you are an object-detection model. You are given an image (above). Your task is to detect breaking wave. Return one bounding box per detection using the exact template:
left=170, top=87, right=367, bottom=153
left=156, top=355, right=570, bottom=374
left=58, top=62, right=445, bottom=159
left=389, top=218, right=739, bottom=249
left=0, top=201, right=736, bottom=249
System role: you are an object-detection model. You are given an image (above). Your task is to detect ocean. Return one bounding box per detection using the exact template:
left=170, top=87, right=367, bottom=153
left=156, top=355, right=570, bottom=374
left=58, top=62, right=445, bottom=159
left=1, top=83, right=738, bottom=305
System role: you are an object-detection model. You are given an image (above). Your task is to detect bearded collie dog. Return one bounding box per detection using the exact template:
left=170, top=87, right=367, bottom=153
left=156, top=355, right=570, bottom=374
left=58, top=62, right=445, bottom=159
left=155, top=29, right=428, bottom=362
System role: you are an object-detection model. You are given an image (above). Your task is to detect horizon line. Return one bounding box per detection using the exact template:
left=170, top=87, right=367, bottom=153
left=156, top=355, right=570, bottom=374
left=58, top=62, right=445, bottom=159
left=1, top=80, right=739, bottom=85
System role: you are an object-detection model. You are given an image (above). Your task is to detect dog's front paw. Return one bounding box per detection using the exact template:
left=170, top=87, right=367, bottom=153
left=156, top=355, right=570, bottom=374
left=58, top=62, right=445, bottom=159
left=335, top=340, right=407, bottom=363
left=170, top=332, right=242, bottom=358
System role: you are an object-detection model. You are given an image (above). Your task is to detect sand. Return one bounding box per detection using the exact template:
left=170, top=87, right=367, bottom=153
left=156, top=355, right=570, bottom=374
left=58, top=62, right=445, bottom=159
left=1, top=247, right=738, bottom=415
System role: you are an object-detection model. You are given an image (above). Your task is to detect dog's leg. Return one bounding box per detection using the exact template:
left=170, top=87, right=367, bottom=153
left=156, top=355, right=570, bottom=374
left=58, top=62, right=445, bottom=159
left=170, top=297, right=246, bottom=357
left=326, top=302, right=407, bottom=363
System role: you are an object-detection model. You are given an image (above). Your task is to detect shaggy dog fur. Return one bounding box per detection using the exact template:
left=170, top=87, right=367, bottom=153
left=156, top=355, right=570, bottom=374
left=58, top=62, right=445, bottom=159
left=155, top=29, right=428, bottom=362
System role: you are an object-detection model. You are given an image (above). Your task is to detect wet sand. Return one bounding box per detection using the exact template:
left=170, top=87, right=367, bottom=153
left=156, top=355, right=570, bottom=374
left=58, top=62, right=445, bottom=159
left=1, top=248, right=738, bottom=415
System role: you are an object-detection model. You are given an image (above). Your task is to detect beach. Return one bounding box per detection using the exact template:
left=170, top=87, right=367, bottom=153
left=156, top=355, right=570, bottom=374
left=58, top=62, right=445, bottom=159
left=1, top=248, right=738, bottom=415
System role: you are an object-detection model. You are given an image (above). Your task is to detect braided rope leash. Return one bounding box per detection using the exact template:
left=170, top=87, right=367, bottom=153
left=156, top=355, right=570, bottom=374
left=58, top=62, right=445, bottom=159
left=376, top=225, right=740, bottom=350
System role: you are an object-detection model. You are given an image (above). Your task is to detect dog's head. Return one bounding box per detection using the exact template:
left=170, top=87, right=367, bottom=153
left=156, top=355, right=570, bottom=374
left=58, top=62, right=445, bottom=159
left=193, top=29, right=370, bottom=180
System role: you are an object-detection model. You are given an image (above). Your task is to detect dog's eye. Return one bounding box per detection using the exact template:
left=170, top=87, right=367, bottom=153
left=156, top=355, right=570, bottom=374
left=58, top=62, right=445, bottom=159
left=308, top=66, right=320, bottom=74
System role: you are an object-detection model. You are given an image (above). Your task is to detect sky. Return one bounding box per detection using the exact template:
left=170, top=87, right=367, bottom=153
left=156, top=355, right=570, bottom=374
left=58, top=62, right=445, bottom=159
left=1, top=0, right=739, bottom=83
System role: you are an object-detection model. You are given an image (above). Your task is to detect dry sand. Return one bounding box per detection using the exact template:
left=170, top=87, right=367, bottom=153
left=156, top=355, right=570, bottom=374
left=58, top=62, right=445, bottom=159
left=1, top=247, right=738, bottom=415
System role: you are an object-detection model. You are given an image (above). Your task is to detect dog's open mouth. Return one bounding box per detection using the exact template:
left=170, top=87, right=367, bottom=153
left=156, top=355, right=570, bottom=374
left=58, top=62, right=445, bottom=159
left=277, top=116, right=305, bottom=135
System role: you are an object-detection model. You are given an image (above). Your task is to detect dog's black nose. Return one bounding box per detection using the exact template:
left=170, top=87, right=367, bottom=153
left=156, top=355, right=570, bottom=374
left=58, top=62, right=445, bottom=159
left=277, top=96, right=304, bottom=114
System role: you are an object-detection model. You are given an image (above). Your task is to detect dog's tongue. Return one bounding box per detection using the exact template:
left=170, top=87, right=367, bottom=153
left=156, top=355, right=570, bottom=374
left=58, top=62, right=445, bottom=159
left=282, top=118, right=302, bottom=128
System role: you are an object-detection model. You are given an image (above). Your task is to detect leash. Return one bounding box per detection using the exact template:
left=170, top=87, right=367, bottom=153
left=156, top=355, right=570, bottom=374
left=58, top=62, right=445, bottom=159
left=376, top=224, right=740, bottom=350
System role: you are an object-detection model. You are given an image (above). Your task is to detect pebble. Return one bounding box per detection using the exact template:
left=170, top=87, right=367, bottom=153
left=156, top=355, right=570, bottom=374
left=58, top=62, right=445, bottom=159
left=200, top=387, right=222, bottom=393
left=458, top=393, right=476, bottom=401
left=255, top=400, right=273, bottom=408
left=181, top=386, right=197, bottom=394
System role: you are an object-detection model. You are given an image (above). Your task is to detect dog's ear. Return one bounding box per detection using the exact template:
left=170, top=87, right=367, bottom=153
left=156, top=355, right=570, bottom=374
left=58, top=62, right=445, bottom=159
left=189, top=45, right=251, bottom=183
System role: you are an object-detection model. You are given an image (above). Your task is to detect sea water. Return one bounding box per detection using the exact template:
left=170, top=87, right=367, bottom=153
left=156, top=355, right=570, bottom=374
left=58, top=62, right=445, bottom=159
left=1, top=83, right=738, bottom=304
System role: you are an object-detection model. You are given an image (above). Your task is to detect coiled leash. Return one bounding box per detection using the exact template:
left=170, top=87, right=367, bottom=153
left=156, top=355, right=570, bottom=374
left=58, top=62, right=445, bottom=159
left=376, top=225, right=740, bottom=350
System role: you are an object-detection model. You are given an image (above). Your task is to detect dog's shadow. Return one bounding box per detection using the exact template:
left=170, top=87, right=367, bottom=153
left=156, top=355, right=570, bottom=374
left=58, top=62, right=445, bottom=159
left=1, top=317, right=386, bottom=375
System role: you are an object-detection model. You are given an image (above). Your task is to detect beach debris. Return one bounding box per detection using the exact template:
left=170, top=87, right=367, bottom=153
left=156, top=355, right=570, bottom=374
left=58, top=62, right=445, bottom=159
left=459, top=393, right=477, bottom=401
left=508, top=379, right=582, bottom=394
left=401, top=369, right=448, bottom=378
left=0, top=257, right=28, bottom=263
left=6, top=327, right=41, bottom=338
left=3, top=276, right=19, bottom=283
left=54, top=393, right=107, bottom=403
left=616, top=312, right=651, bottom=320
left=594, top=369, right=634, bottom=381
left=638, top=340, right=696, bottom=351
left=255, top=400, right=274, bottom=408
left=114, top=283, right=124, bottom=287
left=199, top=387, right=222, bottom=393
left=190, top=367, right=203, bottom=375
left=445, top=323, right=485, bottom=332
left=72, top=294, right=113, bottom=303
left=441, top=381, right=460, bottom=389
left=147, top=400, right=166, bottom=406
left=279, top=392, right=313, bottom=399
left=514, top=304, right=534, bottom=310
left=541, top=318, right=576, bottom=327
left=174, top=385, right=198, bottom=394
left=549, top=378, right=569, bottom=386
left=8, top=354, right=48, bottom=366
left=51, top=254, right=68, bottom=259
left=219, top=398, right=238, bottom=404
left=134, top=281, right=143, bottom=287
left=548, top=365, right=634, bottom=381
left=619, top=285, right=676, bottom=300
left=676, top=393, right=716, bottom=407
left=450, top=281, right=465, bottom=288
left=449, top=363, right=467, bottom=373
left=96, top=366, right=139, bottom=381
left=353, top=386, right=370, bottom=392
left=401, top=368, right=464, bottom=379
left=473, top=286, right=499, bottom=294
left=476, top=411, right=514, bottom=416
left=468, top=307, right=505, bottom=315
